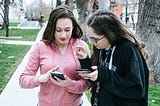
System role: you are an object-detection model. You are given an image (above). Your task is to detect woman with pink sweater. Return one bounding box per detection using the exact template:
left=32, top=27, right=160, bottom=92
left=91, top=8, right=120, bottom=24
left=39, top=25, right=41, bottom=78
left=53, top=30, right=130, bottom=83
left=19, top=5, right=90, bottom=106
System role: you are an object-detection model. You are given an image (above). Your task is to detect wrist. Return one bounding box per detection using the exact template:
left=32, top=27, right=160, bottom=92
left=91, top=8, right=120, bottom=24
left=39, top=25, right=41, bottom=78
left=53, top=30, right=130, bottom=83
left=34, top=75, right=41, bottom=86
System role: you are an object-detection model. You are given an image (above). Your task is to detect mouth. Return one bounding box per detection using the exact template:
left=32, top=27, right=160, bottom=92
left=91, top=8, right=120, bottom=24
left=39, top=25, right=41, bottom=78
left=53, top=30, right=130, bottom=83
left=60, top=38, right=66, bottom=41
left=59, top=38, right=68, bottom=43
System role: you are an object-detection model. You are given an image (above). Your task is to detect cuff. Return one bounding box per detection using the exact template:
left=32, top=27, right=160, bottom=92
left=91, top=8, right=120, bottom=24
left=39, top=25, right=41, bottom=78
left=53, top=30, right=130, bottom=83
left=79, top=57, right=92, bottom=69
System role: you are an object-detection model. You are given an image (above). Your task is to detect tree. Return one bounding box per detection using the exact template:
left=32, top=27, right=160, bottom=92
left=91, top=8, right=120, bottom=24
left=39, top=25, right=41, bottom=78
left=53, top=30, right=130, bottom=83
left=56, top=0, right=61, bottom=7
left=136, top=0, right=160, bottom=84
left=0, top=0, right=11, bottom=37
left=25, top=0, right=51, bottom=21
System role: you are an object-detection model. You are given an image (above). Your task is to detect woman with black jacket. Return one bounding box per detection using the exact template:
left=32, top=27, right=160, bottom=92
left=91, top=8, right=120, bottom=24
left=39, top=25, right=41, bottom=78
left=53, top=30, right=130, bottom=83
left=75, top=10, right=149, bottom=106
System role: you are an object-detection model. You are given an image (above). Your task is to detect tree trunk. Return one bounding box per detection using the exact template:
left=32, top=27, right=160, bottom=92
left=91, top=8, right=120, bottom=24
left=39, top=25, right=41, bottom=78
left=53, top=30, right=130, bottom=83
left=136, top=0, right=160, bottom=84
left=75, top=0, right=89, bottom=41
left=56, top=0, right=61, bottom=6
left=3, top=0, right=10, bottom=37
left=65, top=0, right=74, bottom=10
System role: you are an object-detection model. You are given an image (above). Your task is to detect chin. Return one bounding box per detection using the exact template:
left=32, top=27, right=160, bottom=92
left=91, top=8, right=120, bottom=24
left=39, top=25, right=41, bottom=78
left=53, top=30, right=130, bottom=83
left=61, top=41, right=69, bottom=45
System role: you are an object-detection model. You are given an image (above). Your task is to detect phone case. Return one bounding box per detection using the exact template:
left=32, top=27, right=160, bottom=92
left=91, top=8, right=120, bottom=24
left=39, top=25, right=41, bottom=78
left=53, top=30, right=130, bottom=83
left=50, top=72, right=65, bottom=80
left=75, top=68, right=92, bottom=73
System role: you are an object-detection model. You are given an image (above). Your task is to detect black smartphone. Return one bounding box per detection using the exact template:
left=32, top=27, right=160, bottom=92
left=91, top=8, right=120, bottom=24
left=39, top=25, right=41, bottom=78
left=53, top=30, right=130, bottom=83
left=75, top=68, right=92, bottom=73
left=50, top=72, right=65, bottom=80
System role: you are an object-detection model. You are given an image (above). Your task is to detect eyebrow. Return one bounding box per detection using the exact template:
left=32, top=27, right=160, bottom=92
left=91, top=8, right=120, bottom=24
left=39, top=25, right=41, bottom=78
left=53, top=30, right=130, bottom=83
left=56, top=27, right=72, bottom=29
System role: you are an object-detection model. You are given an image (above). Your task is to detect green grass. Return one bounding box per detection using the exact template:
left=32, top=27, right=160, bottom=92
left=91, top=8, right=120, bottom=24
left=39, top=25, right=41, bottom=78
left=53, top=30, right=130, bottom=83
left=0, top=29, right=40, bottom=41
left=0, top=28, right=39, bottom=94
left=9, top=22, right=20, bottom=26
left=148, top=85, right=160, bottom=106
left=0, top=45, right=31, bottom=93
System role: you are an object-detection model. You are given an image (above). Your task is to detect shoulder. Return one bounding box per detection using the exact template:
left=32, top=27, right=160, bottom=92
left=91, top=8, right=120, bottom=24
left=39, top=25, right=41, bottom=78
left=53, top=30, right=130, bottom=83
left=34, top=41, right=50, bottom=48
left=32, top=41, right=49, bottom=52
left=35, top=41, right=46, bottom=47
left=115, top=39, right=140, bottom=57
left=117, top=39, right=137, bottom=50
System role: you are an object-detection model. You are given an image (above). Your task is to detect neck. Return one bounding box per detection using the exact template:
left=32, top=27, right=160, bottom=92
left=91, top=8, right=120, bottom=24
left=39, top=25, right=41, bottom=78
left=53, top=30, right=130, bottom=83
left=58, top=44, right=68, bottom=55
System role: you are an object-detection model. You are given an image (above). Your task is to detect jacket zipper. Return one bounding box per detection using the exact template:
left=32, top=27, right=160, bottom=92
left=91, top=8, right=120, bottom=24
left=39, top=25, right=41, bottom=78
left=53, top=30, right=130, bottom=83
left=56, top=51, right=65, bottom=106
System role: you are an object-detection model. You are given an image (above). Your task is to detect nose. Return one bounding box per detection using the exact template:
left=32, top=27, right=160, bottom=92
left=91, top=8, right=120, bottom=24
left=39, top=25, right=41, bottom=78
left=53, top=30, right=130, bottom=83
left=60, top=30, right=67, bottom=37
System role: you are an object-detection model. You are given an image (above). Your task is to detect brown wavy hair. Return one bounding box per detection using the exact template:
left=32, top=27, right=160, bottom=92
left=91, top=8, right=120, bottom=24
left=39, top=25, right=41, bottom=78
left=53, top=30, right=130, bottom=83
left=42, top=5, right=83, bottom=44
left=87, top=10, right=148, bottom=65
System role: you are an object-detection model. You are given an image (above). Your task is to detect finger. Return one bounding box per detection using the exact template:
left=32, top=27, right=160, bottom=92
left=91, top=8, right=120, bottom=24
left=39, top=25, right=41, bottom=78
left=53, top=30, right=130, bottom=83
left=49, top=66, right=59, bottom=72
left=64, top=75, right=68, bottom=80
left=91, top=66, right=97, bottom=70
left=76, top=47, right=81, bottom=51
left=86, top=70, right=97, bottom=77
left=76, top=46, right=85, bottom=52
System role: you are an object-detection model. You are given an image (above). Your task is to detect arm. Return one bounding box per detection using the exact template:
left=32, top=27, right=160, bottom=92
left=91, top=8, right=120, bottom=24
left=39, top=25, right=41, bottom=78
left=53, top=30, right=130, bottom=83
left=19, top=43, right=41, bottom=88
left=75, top=40, right=92, bottom=69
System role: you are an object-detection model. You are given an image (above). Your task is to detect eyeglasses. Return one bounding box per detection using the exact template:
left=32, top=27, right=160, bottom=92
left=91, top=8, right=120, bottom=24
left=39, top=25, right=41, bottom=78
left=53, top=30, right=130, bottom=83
left=89, top=36, right=105, bottom=43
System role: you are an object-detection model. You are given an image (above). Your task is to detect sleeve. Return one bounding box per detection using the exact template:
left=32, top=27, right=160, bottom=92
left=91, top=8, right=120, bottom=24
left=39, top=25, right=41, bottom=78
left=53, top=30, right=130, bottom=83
left=81, top=39, right=91, bottom=57
left=79, top=57, right=92, bottom=69
left=78, top=39, right=92, bottom=70
left=97, top=46, right=149, bottom=99
left=19, top=42, right=41, bottom=88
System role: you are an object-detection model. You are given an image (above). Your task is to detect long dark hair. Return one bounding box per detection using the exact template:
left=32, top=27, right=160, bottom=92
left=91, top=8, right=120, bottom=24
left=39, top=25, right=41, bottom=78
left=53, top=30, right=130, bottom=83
left=42, top=5, right=83, bottom=44
left=87, top=10, right=148, bottom=65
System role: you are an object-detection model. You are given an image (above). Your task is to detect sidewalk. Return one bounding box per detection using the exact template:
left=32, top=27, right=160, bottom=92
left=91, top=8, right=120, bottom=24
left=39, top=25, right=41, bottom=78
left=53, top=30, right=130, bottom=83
left=0, top=23, right=91, bottom=106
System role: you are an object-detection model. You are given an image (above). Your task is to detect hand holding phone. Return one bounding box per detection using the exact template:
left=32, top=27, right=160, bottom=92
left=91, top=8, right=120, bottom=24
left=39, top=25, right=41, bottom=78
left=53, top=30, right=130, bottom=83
left=75, top=68, right=92, bottom=79
left=50, top=71, right=65, bottom=80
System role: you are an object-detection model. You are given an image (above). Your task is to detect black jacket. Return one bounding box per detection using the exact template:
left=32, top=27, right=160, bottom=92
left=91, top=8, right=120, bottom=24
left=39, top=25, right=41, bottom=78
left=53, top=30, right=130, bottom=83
left=79, top=39, right=149, bottom=106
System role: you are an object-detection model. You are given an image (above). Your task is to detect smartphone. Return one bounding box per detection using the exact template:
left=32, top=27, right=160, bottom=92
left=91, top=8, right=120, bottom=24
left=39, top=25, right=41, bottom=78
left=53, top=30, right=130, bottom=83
left=75, top=68, right=92, bottom=73
left=50, top=72, right=65, bottom=80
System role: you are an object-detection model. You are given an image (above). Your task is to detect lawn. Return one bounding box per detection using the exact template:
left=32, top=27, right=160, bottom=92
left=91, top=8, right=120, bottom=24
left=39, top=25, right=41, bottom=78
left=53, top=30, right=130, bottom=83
left=148, top=85, right=160, bottom=106
left=0, top=26, right=40, bottom=93
left=9, top=22, right=20, bottom=26
left=0, top=44, right=31, bottom=93
left=0, top=29, right=40, bottom=41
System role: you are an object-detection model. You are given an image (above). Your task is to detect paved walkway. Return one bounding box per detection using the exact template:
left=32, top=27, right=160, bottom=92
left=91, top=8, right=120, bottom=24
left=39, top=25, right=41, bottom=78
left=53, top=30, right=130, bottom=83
left=0, top=39, right=34, bottom=45
left=0, top=23, right=91, bottom=106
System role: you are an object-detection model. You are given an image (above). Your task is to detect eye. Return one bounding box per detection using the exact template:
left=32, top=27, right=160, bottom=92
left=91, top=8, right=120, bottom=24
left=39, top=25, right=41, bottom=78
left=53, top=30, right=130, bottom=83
left=56, top=29, right=62, bottom=32
left=90, top=37, right=98, bottom=41
left=65, top=29, right=71, bottom=32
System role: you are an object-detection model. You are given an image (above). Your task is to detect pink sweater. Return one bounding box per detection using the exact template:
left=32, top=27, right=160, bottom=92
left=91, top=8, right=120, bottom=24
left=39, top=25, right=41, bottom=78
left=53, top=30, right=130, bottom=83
left=19, top=38, right=90, bottom=106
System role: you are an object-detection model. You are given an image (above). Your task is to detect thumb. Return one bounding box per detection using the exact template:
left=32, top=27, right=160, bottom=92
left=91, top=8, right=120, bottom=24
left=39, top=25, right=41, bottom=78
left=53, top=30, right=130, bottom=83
left=91, top=66, right=97, bottom=71
left=49, top=66, right=59, bottom=73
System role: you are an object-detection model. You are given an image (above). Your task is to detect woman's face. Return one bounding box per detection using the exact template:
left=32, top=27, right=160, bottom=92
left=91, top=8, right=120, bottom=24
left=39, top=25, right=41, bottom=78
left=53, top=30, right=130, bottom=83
left=87, top=27, right=111, bottom=49
left=55, top=18, right=73, bottom=47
